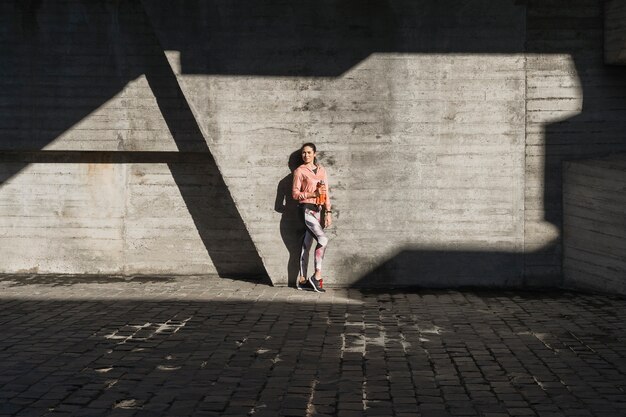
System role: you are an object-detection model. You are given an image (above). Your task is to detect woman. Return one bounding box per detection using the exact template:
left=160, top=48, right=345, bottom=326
left=292, top=143, right=333, bottom=292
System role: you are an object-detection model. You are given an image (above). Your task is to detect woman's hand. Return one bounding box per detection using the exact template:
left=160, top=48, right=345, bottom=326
left=311, top=185, right=325, bottom=199
left=324, top=211, right=332, bottom=228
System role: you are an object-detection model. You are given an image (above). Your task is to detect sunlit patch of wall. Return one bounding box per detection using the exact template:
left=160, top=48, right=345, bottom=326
left=177, top=53, right=529, bottom=286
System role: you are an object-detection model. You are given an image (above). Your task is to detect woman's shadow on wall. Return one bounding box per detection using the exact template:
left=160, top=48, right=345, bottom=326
left=274, top=150, right=305, bottom=287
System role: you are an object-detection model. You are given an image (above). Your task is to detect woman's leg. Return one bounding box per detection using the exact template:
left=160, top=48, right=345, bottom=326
left=303, top=208, right=328, bottom=276
left=299, top=229, right=314, bottom=280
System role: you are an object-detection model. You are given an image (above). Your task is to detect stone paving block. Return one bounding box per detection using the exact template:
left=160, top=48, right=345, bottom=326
left=449, top=409, right=478, bottom=416
left=507, top=408, right=538, bottom=416
left=312, top=404, right=336, bottom=414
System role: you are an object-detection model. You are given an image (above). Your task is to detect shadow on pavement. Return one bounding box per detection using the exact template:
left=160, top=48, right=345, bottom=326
left=1, top=290, right=626, bottom=416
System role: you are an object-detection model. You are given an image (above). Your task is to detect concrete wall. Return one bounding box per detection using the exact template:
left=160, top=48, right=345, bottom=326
left=563, top=154, right=626, bottom=294
left=0, top=1, right=265, bottom=277
left=1, top=0, right=625, bottom=287
left=605, top=0, right=626, bottom=64
left=524, top=0, right=626, bottom=286
left=141, top=0, right=528, bottom=287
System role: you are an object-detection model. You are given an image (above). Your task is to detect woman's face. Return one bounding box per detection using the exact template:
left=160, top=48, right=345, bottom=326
left=301, top=146, right=316, bottom=165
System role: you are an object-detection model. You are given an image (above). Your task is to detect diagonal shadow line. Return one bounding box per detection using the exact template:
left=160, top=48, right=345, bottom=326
left=129, top=5, right=269, bottom=283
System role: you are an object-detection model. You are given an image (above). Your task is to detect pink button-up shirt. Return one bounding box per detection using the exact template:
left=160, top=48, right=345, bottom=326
left=292, top=164, right=331, bottom=210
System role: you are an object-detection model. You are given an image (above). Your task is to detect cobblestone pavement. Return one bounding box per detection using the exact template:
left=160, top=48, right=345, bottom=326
left=0, top=275, right=625, bottom=417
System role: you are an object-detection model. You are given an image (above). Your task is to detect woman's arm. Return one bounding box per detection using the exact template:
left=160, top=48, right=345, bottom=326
left=292, top=170, right=314, bottom=201
left=323, top=168, right=332, bottom=228
left=323, top=169, right=331, bottom=211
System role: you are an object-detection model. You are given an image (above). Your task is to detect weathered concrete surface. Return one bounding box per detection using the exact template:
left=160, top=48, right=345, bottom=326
left=160, top=54, right=528, bottom=287
left=563, top=154, right=626, bottom=295
left=143, top=1, right=528, bottom=287
left=0, top=160, right=252, bottom=275
left=1, top=276, right=626, bottom=416
left=0, top=2, right=266, bottom=278
left=1, top=0, right=626, bottom=287
left=605, top=0, right=626, bottom=64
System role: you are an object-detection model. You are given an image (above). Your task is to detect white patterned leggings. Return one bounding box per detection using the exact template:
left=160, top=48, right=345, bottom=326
left=299, top=207, right=329, bottom=277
